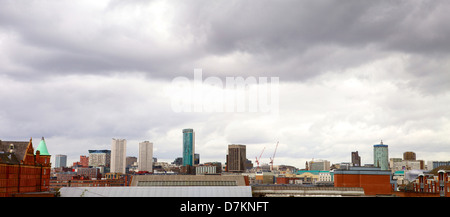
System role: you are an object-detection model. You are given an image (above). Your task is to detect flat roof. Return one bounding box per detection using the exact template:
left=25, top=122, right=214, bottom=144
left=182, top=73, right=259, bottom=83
left=130, top=175, right=248, bottom=186
left=59, top=186, right=252, bottom=197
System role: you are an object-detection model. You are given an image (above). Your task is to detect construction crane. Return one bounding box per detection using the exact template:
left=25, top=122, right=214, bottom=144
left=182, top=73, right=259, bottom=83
left=255, top=147, right=265, bottom=171
left=269, top=141, right=279, bottom=171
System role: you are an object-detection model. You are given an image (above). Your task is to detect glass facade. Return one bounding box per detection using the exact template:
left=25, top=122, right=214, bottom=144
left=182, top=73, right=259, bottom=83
left=182, top=129, right=195, bottom=166
left=374, top=143, right=389, bottom=170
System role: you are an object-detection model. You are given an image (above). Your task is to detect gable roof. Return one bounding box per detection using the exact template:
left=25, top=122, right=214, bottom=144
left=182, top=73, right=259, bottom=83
left=0, top=140, right=30, bottom=162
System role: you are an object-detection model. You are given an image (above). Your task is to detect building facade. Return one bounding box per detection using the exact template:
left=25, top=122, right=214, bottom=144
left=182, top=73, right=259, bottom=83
left=0, top=137, right=51, bottom=197
left=403, top=152, right=416, bottom=161
left=88, top=150, right=111, bottom=167
left=374, top=141, right=389, bottom=170
left=138, top=141, right=153, bottom=172
left=55, top=154, right=67, bottom=168
left=227, top=144, right=246, bottom=172
left=351, top=151, right=361, bottom=167
left=334, top=167, right=393, bottom=196
left=308, top=159, right=330, bottom=171
left=111, top=138, right=127, bottom=174
left=182, top=129, right=195, bottom=166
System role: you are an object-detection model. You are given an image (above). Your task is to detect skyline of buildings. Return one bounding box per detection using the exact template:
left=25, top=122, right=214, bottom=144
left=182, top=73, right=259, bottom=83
left=3, top=129, right=446, bottom=173
left=37, top=132, right=450, bottom=172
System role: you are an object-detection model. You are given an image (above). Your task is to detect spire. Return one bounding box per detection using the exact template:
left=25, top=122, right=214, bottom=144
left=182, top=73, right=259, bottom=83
left=35, top=136, right=50, bottom=155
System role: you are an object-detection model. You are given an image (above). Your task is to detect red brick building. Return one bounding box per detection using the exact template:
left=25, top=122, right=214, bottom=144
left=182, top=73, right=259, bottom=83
left=0, top=137, right=52, bottom=197
left=334, top=167, right=393, bottom=196
left=411, top=170, right=450, bottom=197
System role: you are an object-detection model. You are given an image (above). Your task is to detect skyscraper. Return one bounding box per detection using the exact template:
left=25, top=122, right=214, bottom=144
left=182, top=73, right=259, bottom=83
left=182, top=129, right=195, bottom=166
left=351, top=151, right=361, bottom=167
left=226, top=144, right=246, bottom=172
left=138, top=141, right=153, bottom=172
left=55, top=154, right=67, bottom=168
left=111, top=138, right=127, bottom=174
left=373, top=140, right=389, bottom=170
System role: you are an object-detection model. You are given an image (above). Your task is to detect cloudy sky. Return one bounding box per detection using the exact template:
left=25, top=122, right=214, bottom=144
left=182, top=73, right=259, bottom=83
left=1, top=0, right=449, bottom=168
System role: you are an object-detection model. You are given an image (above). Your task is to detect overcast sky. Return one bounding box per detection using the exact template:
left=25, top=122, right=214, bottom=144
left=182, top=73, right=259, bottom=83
left=1, top=0, right=449, bottom=168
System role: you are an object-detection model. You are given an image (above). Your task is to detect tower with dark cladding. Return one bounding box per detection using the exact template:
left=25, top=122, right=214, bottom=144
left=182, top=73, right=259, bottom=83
left=182, top=129, right=195, bottom=166
left=373, top=140, right=389, bottom=170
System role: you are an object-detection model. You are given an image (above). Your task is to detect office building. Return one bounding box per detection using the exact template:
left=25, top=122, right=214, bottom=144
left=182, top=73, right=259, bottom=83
left=428, top=161, right=450, bottom=170
left=80, top=155, right=89, bottom=167
left=182, top=129, right=195, bottom=166
left=227, top=144, right=246, bottom=172
left=351, top=151, right=361, bottom=167
left=374, top=140, right=389, bottom=170
left=111, top=138, right=127, bottom=174
left=138, top=141, right=153, bottom=172
left=55, top=154, right=67, bottom=168
left=88, top=150, right=111, bottom=167
left=308, top=159, right=330, bottom=171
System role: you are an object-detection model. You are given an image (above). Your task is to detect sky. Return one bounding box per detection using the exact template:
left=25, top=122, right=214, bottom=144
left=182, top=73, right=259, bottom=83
left=1, top=0, right=449, bottom=169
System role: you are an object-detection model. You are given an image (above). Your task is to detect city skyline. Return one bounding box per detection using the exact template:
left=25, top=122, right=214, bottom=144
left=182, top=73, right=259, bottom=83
left=1, top=1, right=449, bottom=169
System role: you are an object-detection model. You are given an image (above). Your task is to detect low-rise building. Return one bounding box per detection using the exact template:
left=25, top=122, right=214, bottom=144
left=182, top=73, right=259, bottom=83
left=334, top=166, right=394, bottom=196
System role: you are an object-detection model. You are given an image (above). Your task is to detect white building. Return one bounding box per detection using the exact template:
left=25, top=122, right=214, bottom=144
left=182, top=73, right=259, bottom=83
left=111, top=138, right=127, bottom=174
left=138, top=141, right=153, bottom=172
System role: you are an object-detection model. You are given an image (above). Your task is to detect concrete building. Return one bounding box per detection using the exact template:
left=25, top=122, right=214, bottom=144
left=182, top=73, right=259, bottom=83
left=138, top=141, right=153, bottom=172
left=351, top=151, right=361, bottom=166
left=111, top=138, right=126, bottom=174
left=391, top=159, right=424, bottom=172
left=308, top=159, right=330, bottom=171
left=373, top=140, right=389, bottom=170
left=88, top=150, right=111, bottom=167
left=182, top=129, right=195, bottom=166
left=428, top=161, right=450, bottom=170
left=226, top=144, right=246, bottom=173
left=55, top=154, right=67, bottom=168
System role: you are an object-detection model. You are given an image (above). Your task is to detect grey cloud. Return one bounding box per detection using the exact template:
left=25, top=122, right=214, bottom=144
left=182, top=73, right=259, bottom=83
left=2, top=1, right=450, bottom=83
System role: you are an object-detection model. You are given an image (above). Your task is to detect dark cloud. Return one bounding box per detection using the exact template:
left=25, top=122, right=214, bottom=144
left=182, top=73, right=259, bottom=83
left=1, top=1, right=450, bottom=84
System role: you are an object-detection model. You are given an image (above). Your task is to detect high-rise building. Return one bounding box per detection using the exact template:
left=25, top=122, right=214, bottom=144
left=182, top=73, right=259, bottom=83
left=138, top=141, right=153, bottom=172
left=373, top=140, right=389, bottom=170
left=111, top=138, right=127, bottom=174
left=226, top=144, right=246, bottom=172
left=182, top=129, right=195, bottom=166
left=351, top=151, right=361, bottom=167
left=88, top=150, right=111, bottom=167
left=55, top=154, right=67, bottom=168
